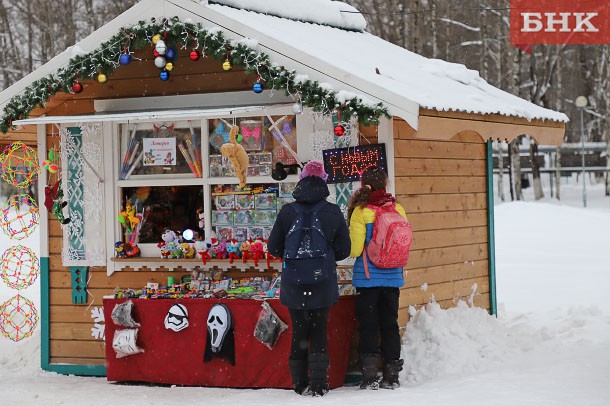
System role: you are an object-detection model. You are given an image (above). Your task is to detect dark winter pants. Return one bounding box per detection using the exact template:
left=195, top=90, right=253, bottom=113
left=356, top=287, right=401, bottom=361
left=288, top=308, right=329, bottom=360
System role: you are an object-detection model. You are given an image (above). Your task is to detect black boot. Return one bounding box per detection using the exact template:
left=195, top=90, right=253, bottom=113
left=359, top=353, right=381, bottom=390
left=308, top=352, right=329, bottom=397
left=288, top=358, right=310, bottom=395
left=380, top=358, right=403, bottom=389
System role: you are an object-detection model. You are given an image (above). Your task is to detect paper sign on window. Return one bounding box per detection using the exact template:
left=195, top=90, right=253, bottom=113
left=142, top=138, right=176, bottom=166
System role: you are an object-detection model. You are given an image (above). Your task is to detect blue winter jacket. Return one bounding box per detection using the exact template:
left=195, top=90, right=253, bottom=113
left=349, top=204, right=407, bottom=288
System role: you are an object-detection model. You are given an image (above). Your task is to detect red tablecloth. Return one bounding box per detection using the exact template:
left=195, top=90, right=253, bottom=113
left=103, top=297, right=356, bottom=389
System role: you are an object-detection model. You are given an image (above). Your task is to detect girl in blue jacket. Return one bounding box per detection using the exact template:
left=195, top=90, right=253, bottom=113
left=348, top=166, right=407, bottom=390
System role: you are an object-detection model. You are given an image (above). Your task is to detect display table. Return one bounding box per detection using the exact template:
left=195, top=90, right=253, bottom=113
left=103, top=297, right=356, bottom=389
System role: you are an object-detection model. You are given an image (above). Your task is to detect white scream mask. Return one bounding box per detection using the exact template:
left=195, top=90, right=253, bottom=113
left=207, top=304, right=232, bottom=353
left=164, top=303, right=189, bottom=332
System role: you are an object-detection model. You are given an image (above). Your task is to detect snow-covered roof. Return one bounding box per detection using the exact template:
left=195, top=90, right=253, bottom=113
left=0, top=0, right=568, bottom=131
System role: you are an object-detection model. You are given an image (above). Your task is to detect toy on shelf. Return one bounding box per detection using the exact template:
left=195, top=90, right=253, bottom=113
left=213, top=240, right=227, bottom=259
left=180, top=242, right=196, bottom=259
left=195, top=239, right=212, bottom=265
left=250, top=238, right=264, bottom=267
left=240, top=240, right=251, bottom=264
left=226, top=239, right=240, bottom=264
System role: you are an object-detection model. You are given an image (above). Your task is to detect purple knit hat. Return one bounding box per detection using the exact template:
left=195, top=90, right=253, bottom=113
left=299, top=160, right=328, bottom=181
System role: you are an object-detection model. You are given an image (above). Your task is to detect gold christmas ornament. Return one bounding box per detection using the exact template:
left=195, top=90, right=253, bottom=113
left=222, top=59, right=232, bottom=71
left=164, top=62, right=174, bottom=71
left=152, top=34, right=162, bottom=44
left=97, top=73, right=107, bottom=83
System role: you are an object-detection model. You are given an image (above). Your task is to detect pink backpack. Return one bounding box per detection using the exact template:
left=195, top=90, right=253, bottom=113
left=363, top=203, right=413, bottom=279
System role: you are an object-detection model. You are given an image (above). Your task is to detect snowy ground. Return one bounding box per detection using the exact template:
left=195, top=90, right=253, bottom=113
left=1, top=181, right=610, bottom=405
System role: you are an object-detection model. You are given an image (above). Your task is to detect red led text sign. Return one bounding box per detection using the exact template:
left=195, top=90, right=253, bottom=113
left=510, top=0, right=610, bottom=45
left=322, top=143, right=387, bottom=184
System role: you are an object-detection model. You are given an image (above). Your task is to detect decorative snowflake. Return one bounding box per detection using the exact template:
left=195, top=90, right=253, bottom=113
left=309, top=130, right=335, bottom=162
left=60, top=127, right=78, bottom=156
left=80, top=142, right=102, bottom=171
left=82, top=184, right=103, bottom=222
left=63, top=247, right=84, bottom=263
left=67, top=213, right=84, bottom=239
left=81, top=123, right=102, bottom=142
left=90, top=306, right=105, bottom=340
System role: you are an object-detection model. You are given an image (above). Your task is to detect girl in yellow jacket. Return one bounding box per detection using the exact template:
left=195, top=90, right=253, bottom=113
left=347, top=166, right=407, bottom=390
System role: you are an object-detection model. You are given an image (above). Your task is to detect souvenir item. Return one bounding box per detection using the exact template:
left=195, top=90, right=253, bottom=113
left=220, top=125, right=249, bottom=188
left=112, top=328, right=144, bottom=358
left=111, top=300, right=140, bottom=328
left=164, top=303, right=189, bottom=332
left=254, top=301, right=288, bottom=350
left=204, top=304, right=235, bottom=365
left=235, top=194, right=255, bottom=210
left=239, top=120, right=263, bottom=151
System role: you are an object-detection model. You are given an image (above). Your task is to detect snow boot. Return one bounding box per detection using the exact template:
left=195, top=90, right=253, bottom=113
left=308, top=352, right=329, bottom=396
left=288, top=358, right=310, bottom=395
left=380, top=358, right=403, bottom=389
left=359, top=353, right=381, bottom=390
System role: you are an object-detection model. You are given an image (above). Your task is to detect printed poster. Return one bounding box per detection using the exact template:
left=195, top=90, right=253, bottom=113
left=143, top=137, right=176, bottom=166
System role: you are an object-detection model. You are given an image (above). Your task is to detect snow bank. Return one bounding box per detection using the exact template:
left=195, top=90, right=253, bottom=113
left=401, top=301, right=552, bottom=384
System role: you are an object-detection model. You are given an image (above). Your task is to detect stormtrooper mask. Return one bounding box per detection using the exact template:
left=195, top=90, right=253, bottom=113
left=164, top=303, right=189, bottom=332
left=207, top=304, right=232, bottom=353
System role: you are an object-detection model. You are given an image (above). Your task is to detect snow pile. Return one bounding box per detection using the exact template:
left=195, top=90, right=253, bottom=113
left=401, top=301, right=551, bottom=384
left=207, top=0, right=366, bottom=31
left=0, top=329, right=40, bottom=375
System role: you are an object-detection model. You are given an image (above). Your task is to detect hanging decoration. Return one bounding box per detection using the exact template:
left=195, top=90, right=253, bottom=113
left=0, top=294, right=39, bottom=342
left=119, top=53, right=132, bottom=65
left=72, top=82, right=83, bottom=94
left=97, top=73, right=107, bottom=83
left=160, top=70, right=170, bottom=81
left=252, top=78, right=263, bottom=94
left=1, top=194, right=39, bottom=240
left=0, top=18, right=389, bottom=134
left=334, top=124, right=346, bottom=137
left=0, top=142, right=39, bottom=189
left=164, top=303, right=189, bottom=332
left=204, top=304, right=235, bottom=365
left=1, top=245, right=40, bottom=290
left=190, top=50, right=201, bottom=61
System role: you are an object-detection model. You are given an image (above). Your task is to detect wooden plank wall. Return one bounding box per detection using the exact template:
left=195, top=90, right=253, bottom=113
left=45, top=48, right=256, bottom=366
left=393, top=118, right=490, bottom=328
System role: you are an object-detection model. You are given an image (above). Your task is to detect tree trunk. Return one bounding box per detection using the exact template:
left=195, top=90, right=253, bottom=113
left=496, top=140, right=505, bottom=201
left=510, top=138, right=523, bottom=200
left=530, top=139, right=544, bottom=200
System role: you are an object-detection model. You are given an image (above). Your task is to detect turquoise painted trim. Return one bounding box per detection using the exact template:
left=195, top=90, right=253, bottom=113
left=486, top=141, right=498, bottom=316
left=45, top=364, right=106, bottom=377
left=40, top=257, right=50, bottom=370
left=41, top=257, right=107, bottom=376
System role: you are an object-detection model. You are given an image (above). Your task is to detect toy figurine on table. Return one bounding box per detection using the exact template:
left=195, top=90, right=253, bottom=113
left=226, top=239, right=240, bottom=264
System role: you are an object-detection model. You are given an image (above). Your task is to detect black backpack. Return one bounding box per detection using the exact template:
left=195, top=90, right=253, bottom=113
left=282, top=200, right=334, bottom=285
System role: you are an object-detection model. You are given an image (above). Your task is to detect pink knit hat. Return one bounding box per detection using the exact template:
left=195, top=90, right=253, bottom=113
left=299, top=160, right=328, bottom=181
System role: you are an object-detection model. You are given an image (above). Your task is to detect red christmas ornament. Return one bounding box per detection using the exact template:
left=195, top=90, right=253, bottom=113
left=72, top=82, right=83, bottom=94
left=153, top=49, right=160, bottom=57
left=189, top=50, right=200, bottom=61
left=334, top=124, right=346, bottom=137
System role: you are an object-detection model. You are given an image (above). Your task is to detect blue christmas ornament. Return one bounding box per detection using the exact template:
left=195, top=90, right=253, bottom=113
left=253, top=82, right=263, bottom=94
left=119, top=54, right=131, bottom=65
left=160, top=70, right=170, bottom=81
left=166, top=47, right=177, bottom=60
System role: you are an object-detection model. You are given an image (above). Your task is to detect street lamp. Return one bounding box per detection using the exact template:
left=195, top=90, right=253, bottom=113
left=575, top=96, right=588, bottom=208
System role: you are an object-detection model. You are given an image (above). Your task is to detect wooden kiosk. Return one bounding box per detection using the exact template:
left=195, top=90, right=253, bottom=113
left=0, top=0, right=566, bottom=384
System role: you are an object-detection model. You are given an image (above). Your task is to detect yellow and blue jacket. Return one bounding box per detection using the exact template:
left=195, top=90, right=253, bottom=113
left=349, top=204, right=407, bottom=288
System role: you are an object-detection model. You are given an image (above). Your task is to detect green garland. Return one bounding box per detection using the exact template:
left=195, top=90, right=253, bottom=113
left=0, top=17, right=389, bottom=133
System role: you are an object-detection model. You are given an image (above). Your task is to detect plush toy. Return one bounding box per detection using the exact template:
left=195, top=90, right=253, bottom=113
left=250, top=238, right=264, bottom=267
left=213, top=240, right=227, bottom=259
left=115, top=241, right=127, bottom=258
left=180, top=242, right=196, bottom=259
left=226, top=239, right=240, bottom=264
left=195, top=239, right=212, bottom=265
left=263, top=239, right=282, bottom=269
left=240, top=240, right=251, bottom=264
left=44, top=179, right=70, bottom=225
left=220, top=125, right=249, bottom=188
left=124, top=242, right=140, bottom=258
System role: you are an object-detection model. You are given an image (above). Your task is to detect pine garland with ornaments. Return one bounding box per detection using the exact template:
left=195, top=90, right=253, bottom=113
left=0, top=17, right=389, bottom=133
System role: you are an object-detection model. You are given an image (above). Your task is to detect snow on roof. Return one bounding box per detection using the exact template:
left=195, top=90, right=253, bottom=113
left=207, top=0, right=366, bottom=31
left=206, top=2, right=568, bottom=123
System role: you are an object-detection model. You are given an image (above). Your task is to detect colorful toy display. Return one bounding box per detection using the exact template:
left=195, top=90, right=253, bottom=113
left=1, top=194, right=39, bottom=240
left=0, top=294, right=39, bottom=342
left=1, top=245, right=40, bottom=290
left=0, top=142, right=39, bottom=189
